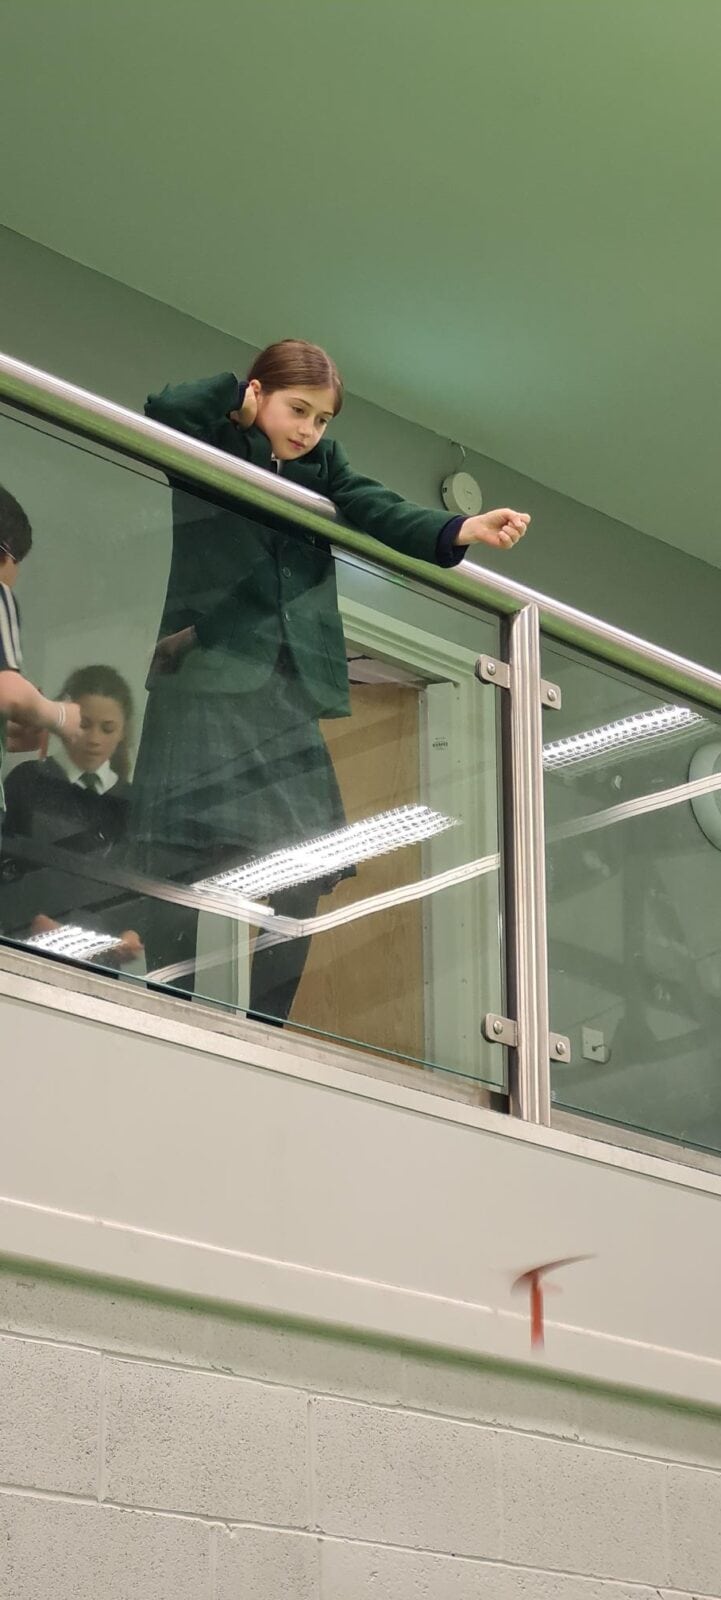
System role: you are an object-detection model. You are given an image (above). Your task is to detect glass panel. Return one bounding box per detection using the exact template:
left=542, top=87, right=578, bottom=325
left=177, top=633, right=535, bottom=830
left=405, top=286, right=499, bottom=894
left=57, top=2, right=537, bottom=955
left=543, top=636, right=721, bottom=1154
left=0, top=404, right=506, bottom=1089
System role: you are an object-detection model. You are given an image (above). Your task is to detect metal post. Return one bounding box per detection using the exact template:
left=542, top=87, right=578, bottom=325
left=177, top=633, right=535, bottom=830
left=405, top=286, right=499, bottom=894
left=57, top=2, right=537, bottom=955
left=506, top=604, right=552, bottom=1124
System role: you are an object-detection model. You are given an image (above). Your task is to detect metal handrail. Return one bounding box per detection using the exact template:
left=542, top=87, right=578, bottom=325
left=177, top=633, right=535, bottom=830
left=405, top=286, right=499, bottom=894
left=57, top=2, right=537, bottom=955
left=3, top=348, right=721, bottom=710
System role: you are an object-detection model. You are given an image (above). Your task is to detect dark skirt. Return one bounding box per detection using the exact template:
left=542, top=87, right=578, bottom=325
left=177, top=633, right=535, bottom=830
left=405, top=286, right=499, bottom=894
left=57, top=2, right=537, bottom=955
left=129, top=651, right=347, bottom=877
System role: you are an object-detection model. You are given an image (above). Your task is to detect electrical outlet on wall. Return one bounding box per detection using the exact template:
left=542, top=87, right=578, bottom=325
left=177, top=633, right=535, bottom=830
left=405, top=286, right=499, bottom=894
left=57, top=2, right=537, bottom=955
left=581, top=1026, right=611, bottom=1065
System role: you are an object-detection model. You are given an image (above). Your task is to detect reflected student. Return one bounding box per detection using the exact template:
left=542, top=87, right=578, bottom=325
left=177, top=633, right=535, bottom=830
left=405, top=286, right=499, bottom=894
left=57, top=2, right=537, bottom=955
left=0, top=484, right=82, bottom=852
left=3, top=665, right=142, bottom=966
left=133, top=340, right=531, bottom=1020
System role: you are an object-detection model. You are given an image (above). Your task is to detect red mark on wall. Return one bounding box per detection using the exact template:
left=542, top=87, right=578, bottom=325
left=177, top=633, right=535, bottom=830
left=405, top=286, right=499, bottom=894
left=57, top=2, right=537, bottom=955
left=512, top=1255, right=593, bottom=1349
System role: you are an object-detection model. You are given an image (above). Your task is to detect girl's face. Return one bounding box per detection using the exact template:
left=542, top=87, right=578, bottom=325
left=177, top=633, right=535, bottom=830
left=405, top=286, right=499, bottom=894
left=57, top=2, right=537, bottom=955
left=252, top=382, right=336, bottom=461
left=68, top=694, right=126, bottom=773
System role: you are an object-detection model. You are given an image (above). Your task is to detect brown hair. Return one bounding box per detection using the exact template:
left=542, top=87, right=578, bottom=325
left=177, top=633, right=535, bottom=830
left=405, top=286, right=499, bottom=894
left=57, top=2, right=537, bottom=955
left=59, top=664, right=134, bottom=783
left=247, top=340, right=344, bottom=416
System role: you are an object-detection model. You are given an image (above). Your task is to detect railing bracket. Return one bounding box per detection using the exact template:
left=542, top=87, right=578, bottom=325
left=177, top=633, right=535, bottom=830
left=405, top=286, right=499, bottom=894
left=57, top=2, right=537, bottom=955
left=549, top=1031, right=571, bottom=1062
left=482, top=1012, right=518, bottom=1047
left=476, top=656, right=561, bottom=710
left=540, top=678, right=562, bottom=710
left=475, top=654, right=511, bottom=690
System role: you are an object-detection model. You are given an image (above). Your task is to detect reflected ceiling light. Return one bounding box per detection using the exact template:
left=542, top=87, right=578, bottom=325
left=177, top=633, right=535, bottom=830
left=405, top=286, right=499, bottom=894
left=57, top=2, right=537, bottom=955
left=194, top=804, right=456, bottom=901
left=26, top=924, right=117, bottom=961
left=542, top=705, right=704, bottom=770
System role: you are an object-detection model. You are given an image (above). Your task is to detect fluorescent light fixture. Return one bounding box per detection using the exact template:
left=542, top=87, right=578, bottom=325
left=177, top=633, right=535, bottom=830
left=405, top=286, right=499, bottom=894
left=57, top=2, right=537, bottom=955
left=194, top=803, right=456, bottom=901
left=543, top=704, right=704, bottom=770
left=26, top=924, right=118, bottom=961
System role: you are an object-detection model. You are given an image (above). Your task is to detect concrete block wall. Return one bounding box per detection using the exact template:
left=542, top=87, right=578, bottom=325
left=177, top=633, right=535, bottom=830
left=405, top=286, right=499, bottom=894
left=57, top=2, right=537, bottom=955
left=1, top=1266, right=720, bottom=1599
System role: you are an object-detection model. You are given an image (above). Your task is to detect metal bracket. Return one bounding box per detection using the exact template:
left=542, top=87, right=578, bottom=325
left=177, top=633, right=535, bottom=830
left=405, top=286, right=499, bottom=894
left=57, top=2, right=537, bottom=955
left=482, top=1012, right=518, bottom=1047
left=475, top=654, right=511, bottom=690
left=475, top=655, right=561, bottom=710
left=484, top=1015, right=571, bottom=1064
left=540, top=679, right=562, bottom=711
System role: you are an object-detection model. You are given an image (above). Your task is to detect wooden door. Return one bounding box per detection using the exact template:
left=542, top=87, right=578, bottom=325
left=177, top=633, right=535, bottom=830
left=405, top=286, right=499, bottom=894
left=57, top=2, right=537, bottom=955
left=290, top=682, right=425, bottom=1061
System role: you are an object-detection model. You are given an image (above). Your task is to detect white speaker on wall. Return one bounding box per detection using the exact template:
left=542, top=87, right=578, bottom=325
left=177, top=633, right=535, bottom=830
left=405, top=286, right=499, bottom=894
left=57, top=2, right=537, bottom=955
left=440, top=470, right=483, bottom=517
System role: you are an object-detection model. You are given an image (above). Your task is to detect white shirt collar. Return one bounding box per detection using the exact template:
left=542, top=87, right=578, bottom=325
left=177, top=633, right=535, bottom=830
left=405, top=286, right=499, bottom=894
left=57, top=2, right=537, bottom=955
left=54, top=748, right=119, bottom=795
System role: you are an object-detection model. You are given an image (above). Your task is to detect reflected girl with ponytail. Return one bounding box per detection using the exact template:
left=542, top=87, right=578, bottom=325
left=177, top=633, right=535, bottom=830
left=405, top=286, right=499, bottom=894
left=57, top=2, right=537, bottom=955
left=3, top=664, right=142, bottom=964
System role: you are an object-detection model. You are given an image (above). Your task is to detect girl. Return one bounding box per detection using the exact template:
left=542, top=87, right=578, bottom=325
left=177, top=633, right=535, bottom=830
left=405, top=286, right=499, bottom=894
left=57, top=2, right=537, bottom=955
left=3, top=664, right=142, bottom=964
left=133, top=340, right=530, bottom=1019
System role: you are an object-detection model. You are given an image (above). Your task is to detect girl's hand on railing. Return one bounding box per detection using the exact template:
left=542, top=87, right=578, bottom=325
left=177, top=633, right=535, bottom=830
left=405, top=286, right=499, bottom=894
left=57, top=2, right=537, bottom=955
left=454, top=509, right=530, bottom=551
left=30, top=917, right=144, bottom=967
left=112, top=930, right=145, bottom=964
left=148, top=627, right=197, bottom=677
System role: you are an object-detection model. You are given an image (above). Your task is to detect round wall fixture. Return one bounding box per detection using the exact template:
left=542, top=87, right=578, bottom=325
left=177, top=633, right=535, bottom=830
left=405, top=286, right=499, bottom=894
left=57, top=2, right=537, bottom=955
left=440, top=471, right=483, bottom=517
left=688, top=739, right=721, bottom=849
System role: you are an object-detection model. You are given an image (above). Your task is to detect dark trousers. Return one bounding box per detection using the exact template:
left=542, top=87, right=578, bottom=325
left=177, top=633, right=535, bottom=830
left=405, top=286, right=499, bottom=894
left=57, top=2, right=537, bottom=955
left=143, top=879, right=320, bottom=1024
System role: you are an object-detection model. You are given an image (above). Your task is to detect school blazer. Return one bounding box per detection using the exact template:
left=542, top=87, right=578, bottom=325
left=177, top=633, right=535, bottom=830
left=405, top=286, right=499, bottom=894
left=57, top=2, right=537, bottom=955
left=0, top=759, right=133, bottom=936
left=145, top=371, right=459, bottom=717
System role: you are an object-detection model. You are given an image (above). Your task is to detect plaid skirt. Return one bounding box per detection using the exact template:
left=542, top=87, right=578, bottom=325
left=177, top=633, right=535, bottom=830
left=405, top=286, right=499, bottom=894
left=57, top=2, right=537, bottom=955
left=128, top=653, right=347, bottom=877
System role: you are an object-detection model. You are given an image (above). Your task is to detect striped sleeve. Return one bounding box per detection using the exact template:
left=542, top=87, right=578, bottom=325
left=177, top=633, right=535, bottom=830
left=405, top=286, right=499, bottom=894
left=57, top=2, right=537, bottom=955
left=0, top=584, right=22, bottom=671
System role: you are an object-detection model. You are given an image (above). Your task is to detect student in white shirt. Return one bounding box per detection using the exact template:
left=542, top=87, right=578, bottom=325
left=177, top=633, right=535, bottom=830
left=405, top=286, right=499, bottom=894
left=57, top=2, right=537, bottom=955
left=0, top=484, right=82, bottom=839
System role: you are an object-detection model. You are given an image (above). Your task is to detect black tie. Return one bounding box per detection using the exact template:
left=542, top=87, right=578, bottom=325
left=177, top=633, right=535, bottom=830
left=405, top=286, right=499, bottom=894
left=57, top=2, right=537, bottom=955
left=78, top=772, right=100, bottom=792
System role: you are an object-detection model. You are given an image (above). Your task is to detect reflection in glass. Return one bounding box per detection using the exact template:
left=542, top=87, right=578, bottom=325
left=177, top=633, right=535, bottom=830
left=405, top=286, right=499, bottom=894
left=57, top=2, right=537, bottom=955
left=543, top=639, right=721, bottom=1155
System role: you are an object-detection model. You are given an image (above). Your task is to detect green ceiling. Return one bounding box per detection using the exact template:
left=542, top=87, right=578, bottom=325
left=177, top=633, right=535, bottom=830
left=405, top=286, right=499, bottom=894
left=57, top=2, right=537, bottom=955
left=2, top=0, right=721, bottom=563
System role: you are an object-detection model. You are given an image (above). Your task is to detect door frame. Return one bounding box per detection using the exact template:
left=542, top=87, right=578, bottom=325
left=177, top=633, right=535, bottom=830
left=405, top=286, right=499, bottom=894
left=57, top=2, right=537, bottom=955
left=338, top=591, right=503, bottom=1081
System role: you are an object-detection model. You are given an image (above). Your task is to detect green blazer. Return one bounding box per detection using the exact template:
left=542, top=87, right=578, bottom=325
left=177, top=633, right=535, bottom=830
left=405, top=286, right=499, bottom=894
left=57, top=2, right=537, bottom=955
left=145, top=371, right=458, bottom=717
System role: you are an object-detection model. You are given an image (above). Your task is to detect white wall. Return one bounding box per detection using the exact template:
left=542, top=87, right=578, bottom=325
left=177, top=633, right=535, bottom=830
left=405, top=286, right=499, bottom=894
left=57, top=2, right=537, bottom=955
left=1, top=915, right=721, bottom=1594
left=1, top=1263, right=720, bottom=1599
left=1, top=951, right=721, bottom=1408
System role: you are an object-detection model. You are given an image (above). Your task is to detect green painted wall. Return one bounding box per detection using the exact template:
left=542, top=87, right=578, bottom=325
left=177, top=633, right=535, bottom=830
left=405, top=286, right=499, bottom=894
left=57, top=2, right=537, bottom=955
left=1, top=224, right=720, bottom=671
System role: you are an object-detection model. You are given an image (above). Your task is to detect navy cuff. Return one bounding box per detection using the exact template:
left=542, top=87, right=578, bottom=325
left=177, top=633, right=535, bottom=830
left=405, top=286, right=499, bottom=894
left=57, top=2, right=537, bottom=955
left=194, top=615, right=212, bottom=649
left=435, top=517, right=466, bottom=567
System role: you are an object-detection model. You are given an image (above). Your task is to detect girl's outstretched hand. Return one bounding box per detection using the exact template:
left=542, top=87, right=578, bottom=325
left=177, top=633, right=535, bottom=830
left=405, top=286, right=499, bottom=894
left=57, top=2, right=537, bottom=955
left=454, top=509, right=530, bottom=551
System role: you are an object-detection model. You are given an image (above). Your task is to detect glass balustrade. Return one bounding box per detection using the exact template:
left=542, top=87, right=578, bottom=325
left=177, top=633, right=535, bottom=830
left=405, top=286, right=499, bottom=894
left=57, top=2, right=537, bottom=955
left=0, top=402, right=507, bottom=1088
left=543, top=637, right=721, bottom=1155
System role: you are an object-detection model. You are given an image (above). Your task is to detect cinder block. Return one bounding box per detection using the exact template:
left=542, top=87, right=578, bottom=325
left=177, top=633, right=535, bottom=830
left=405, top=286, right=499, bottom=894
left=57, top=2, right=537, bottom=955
left=666, top=1460, right=721, bottom=1591
left=0, top=1334, right=100, bottom=1495
left=319, top=1541, right=664, bottom=1599
left=312, top=1398, right=500, bottom=1557
left=0, top=1268, right=241, bottom=1364
left=499, top=1431, right=667, bottom=1586
left=401, top=1352, right=579, bottom=1438
left=576, top=1388, right=721, bottom=1469
left=104, top=1358, right=308, bottom=1523
left=0, top=1492, right=210, bottom=1600
left=266, top=1327, right=402, bottom=1405
left=0, top=1269, right=402, bottom=1402
left=216, top=1526, right=318, bottom=1599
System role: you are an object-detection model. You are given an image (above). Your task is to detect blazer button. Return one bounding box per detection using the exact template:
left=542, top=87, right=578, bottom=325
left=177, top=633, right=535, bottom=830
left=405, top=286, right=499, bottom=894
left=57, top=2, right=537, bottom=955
left=284, top=610, right=290, bottom=622
left=282, top=566, right=291, bottom=578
